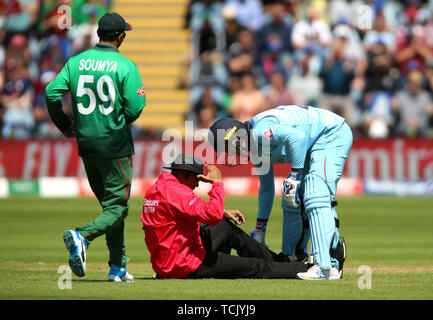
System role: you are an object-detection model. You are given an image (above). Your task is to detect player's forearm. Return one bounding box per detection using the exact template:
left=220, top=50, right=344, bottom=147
left=258, top=182, right=274, bottom=220
left=45, top=64, right=72, bottom=133
left=203, top=182, right=225, bottom=225
left=46, top=99, right=72, bottom=133
left=124, top=105, right=145, bottom=124
left=256, top=165, right=275, bottom=219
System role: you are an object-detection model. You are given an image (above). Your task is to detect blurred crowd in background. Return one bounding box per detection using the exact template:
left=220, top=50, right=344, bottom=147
left=0, top=0, right=109, bottom=139
left=2, top=0, right=433, bottom=140
left=184, top=0, right=433, bottom=138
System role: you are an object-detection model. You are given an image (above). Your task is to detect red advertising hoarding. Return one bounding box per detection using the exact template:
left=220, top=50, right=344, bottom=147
left=1, top=138, right=433, bottom=179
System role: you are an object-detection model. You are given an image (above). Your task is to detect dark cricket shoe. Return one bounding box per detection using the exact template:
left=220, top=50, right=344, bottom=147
left=63, top=230, right=87, bottom=277
left=333, top=236, right=346, bottom=278
left=276, top=250, right=309, bottom=263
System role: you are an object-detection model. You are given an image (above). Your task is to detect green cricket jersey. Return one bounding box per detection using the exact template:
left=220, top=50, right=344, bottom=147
left=45, top=43, right=146, bottom=158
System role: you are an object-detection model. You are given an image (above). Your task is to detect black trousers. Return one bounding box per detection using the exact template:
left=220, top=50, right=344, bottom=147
left=186, top=218, right=308, bottom=279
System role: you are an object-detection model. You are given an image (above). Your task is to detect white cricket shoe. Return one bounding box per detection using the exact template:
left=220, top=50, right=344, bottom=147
left=296, top=264, right=342, bottom=280
left=107, top=265, right=134, bottom=282
left=63, top=230, right=87, bottom=277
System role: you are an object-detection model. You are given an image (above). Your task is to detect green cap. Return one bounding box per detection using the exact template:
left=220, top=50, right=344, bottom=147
left=98, top=12, right=132, bottom=35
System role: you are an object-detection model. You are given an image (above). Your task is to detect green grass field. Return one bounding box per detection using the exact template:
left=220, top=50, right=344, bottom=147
left=0, top=195, right=432, bottom=300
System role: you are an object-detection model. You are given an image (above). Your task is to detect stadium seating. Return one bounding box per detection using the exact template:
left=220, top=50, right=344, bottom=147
left=112, top=0, right=190, bottom=135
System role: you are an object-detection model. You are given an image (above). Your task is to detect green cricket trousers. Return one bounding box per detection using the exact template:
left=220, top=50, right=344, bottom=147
left=76, top=156, right=132, bottom=268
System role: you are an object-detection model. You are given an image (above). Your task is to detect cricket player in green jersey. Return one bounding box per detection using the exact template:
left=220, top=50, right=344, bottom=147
left=45, top=12, right=146, bottom=282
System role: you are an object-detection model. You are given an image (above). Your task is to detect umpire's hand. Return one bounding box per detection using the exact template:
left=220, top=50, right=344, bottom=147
left=197, top=164, right=222, bottom=184
left=224, top=209, right=245, bottom=225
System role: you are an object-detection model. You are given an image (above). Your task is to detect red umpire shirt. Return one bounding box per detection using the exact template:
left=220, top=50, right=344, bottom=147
left=141, top=171, right=224, bottom=279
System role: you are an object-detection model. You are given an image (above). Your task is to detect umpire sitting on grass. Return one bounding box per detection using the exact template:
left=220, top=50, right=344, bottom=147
left=140, top=153, right=309, bottom=279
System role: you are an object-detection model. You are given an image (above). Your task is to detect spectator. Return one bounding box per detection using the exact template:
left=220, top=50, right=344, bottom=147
left=32, top=57, right=60, bottom=138
left=221, top=4, right=241, bottom=50
left=292, top=0, right=328, bottom=24
left=1, top=33, right=36, bottom=138
left=327, top=0, right=370, bottom=31
left=291, top=5, right=332, bottom=79
left=291, top=6, right=332, bottom=52
left=261, top=71, right=295, bottom=109
left=43, top=0, right=73, bottom=62
left=226, top=27, right=259, bottom=76
left=392, top=69, right=433, bottom=137
left=289, top=50, right=323, bottom=107
left=227, top=72, right=265, bottom=121
left=192, top=87, right=219, bottom=140
left=221, top=74, right=241, bottom=111
left=260, top=33, right=291, bottom=82
left=1, top=0, right=39, bottom=41
left=327, top=0, right=353, bottom=27
left=74, top=0, right=108, bottom=24
left=362, top=91, right=395, bottom=138
left=364, top=13, right=396, bottom=54
left=226, top=27, right=265, bottom=86
left=364, top=40, right=397, bottom=94
left=69, top=11, right=99, bottom=54
left=1, top=66, right=34, bottom=138
left=382, top=0, right=405, bottom=29
left=361, top=36, right=399, bottom=138
left=0, top=29, right=4, bottom=88
left=319, top=33, right=357, bottom=127
left=189, top=51, right=228, bottom=110
left=393, top=3, right=433, bottom=76
left=256, top=0, right=294, bottom=55
left=333, top=24, right=367, bottom=112
left=6, top=32, right=39, bottom=80
left=423, top=58, right=433, bottom=95
left=188, top=1, right=225, bottom=57
left=334, top=23, right=366, bottom=65
left=224, top=0, right=264, bottom=31
left=0, top=0, right=109, bottom=139
left=424, top=9, right=433, bottom=50
left=185, top=0, right=225, bottom=31
left=4, top=34, right=31, bottom=73
left=41, top=35, right=69, bottom=73
left=197, top=14, right=218, bottom=54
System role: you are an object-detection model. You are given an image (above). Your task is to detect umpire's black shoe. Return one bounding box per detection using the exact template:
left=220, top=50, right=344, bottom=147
left=276, top=250, right=309, bottom=263
left=295, top=250, right=309, bottom=263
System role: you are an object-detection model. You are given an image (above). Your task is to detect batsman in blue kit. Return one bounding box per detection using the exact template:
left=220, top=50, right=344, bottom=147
left=208, top=105, right=352, bottom=280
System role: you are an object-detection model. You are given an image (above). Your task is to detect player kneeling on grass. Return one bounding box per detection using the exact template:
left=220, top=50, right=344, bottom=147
left=45, top=12, right=146, bottom=282
left=140, top=153, right=310, bottom=279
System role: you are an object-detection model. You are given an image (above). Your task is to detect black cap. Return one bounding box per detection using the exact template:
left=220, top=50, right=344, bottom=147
left=163, top=153, right=204, bottom=175
left=98, top=12, right=132, bottom=35
left=208, top=118, right=244, bottom=156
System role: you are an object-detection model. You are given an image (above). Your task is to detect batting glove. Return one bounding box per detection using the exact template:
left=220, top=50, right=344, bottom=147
left=282, top=172, right=302, bottom=208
